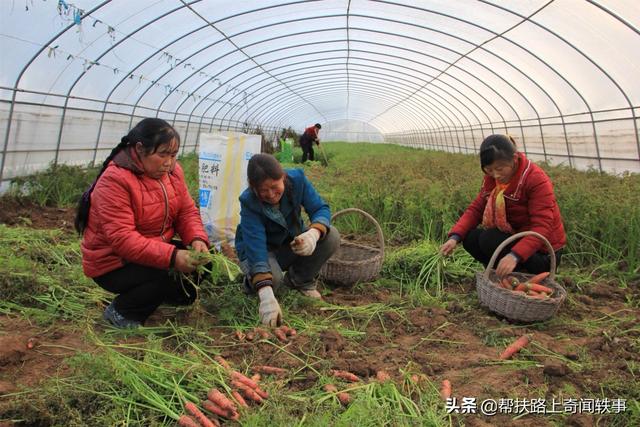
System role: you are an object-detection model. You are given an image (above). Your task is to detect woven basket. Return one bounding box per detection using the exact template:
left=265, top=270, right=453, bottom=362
left=476, top=231, right=567, bottom=322
left=319, top=208, right=385, bottom=287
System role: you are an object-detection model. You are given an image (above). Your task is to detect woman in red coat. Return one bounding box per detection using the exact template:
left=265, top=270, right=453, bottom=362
left=440, top=134, right=566, bottom=277
left=75, top=118, right=209, bottom=328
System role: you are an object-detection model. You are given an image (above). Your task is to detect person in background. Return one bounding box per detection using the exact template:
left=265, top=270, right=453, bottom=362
left=440, top=134, right=566, bottom=277
left=235, top=153, right=340, bottom=326
left=299, top=123, right=322, bottom=162
left=75, top=118, right=209, bottom=328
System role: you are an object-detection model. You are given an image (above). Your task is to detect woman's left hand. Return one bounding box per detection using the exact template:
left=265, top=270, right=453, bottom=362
left=191, top=240, right=209, bottom=253
left=496, top=253, right=518, bottom=277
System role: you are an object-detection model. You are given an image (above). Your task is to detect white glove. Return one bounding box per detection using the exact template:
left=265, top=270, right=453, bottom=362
left=290, top=228, right=321, bottom=256
left=258, top=286, right=282, bottom=327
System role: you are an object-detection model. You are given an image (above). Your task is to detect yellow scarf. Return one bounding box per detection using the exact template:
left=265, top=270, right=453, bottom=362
left=482, top=180, right=514, bottom=233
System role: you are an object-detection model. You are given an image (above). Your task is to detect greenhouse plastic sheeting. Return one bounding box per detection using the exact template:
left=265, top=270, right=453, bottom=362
left=1, top=0, right=639, bottom=184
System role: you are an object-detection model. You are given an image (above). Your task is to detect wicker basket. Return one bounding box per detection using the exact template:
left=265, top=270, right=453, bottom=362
left=319, top=208, right=385, bottom=287
left=476, top=231, right=567, bottom=322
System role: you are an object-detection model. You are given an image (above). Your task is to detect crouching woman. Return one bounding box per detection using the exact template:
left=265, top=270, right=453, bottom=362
left=75, top=118, right=209, bottom=328
left=235, top=154, right=340, bottom=326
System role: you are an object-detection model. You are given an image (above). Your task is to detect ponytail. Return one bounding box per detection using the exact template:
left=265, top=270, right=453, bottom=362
left=74, top=137, right=130, bottom=234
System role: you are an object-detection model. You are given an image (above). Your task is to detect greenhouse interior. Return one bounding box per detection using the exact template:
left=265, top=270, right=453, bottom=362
left=1, top=1, right=639, bottom=426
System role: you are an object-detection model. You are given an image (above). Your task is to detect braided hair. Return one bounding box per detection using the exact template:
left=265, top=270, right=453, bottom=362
left=74, top=118, right=180, bottom=234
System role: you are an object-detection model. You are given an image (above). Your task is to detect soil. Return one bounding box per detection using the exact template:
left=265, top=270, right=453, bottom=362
left=0, top=197, right=75, bottom=232
left=1, top=198, right=638, bottom=426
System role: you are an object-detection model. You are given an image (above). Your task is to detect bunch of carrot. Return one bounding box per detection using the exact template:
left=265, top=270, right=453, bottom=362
left=322, top=369, right=361, bottom=406
left=497, top=271, right=553, bottom=299
left=234, top=325, right=297, bottom=343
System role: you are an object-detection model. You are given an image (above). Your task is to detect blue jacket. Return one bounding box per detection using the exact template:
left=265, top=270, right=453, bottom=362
left=235, top=168, right=331, bottom=276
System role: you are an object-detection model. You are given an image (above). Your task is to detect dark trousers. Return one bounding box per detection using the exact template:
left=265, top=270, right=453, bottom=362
left=301, top=142, right=315, bottom=162
left=94, top=242, right=198, bottom=323
left=462, top=228, right=562, bottom=274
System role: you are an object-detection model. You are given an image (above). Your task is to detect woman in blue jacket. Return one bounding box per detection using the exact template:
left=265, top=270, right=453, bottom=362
left=235, top=153, right=340, bottom=326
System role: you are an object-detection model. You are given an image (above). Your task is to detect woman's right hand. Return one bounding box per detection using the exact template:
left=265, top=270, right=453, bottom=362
left=440, top=238, right=458, bottom=256
left=174, top=249, right=206, bottom=273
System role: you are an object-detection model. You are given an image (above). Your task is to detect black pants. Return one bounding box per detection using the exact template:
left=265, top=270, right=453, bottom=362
left=94, top=242, right=198, bottom=323
left=462, top=228, right=562, bottom=274
left=301, top=141, right=315, bottom=162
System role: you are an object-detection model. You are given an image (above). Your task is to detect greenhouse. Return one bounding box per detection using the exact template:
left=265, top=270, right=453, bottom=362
left=1, top=1, right=638, bottom=426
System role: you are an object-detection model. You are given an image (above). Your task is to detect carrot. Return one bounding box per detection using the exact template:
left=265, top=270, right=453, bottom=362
left=26, top=337, right=36, bottom=350
left=279, top=325, right=297, bottom=337
left=245, top=331, right=255, bottom=341
left=202, top=399, right=239, bottom=421
left=231, top=390, right=249, bottom=408
left=330, top=369, right=360, bottom=383
left=528, top=271, right=550, bottom=283
left=231, top=371, right=260, bottom=389
left=526, top=282, right=553, bottom=294
left=273, top=328, right=288, bottom=343
left=178, top=415, right=201, bottom=427
left=253, top=365, right=287, bottom=375
left=376, top=370, right=391, bottom=382
left=184, top=401, right=217, bottom=427
left=514, top=283, right=527, bottom=292
left=206, top=389, right=237, bottom=412
left=234, top=330, right=246, bottom=341
left=336, top=391, right=351, bottom=405
left=499, top=335, right=530, bottom=360
left=528, top=293, right=550, bottom=300
left=232, top=380, right=264, bottom=403
left=251, top=373, right=261, bottom=382
left=499, top=278, right=512, bottom=289
left=253, top=327, right=271, bottom=339
left=323, top=384, right=338, bottom=393
left=507, top=276, right=519, bottom=288
left=214, top=356, right=231, bottom=371
left=440, top=379, right=452, bottom=400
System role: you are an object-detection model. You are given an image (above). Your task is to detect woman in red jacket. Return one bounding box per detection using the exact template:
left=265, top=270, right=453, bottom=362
left=75, top=118, right=209, bottom=328
left=440, top=134, right=566, bottom=277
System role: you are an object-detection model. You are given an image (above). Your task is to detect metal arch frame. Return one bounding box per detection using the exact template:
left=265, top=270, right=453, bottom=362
left=484, top=0, right=640, bottom=167
left=217, top=58, right=474, bottom=144
left=0, top=1, right=111, bottom=183
left=2, top=0, right=639, bottom=179
left=377, top=0, right=634, bottom=168
left=200, top=49, right=494, bottom=143
left=241, top=72, right=469, bottom=152
left=249, top=79, right=448, bottom=142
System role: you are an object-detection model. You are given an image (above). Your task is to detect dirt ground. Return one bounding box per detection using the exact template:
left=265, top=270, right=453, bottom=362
left=1, top=198, right=638, bottom=426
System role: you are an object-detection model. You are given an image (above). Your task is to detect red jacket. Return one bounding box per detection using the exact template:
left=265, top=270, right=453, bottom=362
left=303, top=126, right=319, bottom=139
left=81, top=148, right=208, bottom=278
left=449, top=152, right=566, bottom=261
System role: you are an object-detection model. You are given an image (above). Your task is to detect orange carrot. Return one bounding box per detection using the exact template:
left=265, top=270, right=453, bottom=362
left=231, top=371, right=260, bottom=390
left=376, top=370, right=391, bottom=382
left=330, top=369, right=360, bottom=382
left=245, top=331, right=255, bottom=341
left=279, top=325, right=297, bottom=337
left=214, top=356, right=231, bottom=371
left=526, top=283, right=553, bottom=294
left=251, top=373, right=261, bottom=382
left=528, top=271, right=550, bottom=283
left=202, top=399, right=239, bottom=421
left=499, top=335, right=530, bottom=360
left=323, top=384, right=338, bottom=393
left=26, top=337, right=36, bottom=350
left=273, top=328, right=288, bottom=343
left=232, top=380, right=264, bottom=403
left=178, top=415, right=201, bottom=427
left=231, top=390, right=249, bottom=408
left=514, top=283, right=527, bottom=292
left=254, top=327, right=271, bottom=339
left=337, top=391, right=351, bottom=405
left=206, top=389, right=237, bottom=412
left=507, top=276, right=519, bottom=288
left=440, top=380, right=452, bottom=400
left=253, top=365, right=287, bottom=375
left=528, top=293, right=550, bottom=300
left=254, top=386, right=269, bottom=399
left=234, top=330, right=246, bottom=341
left=499, top=278, right=512, bottom=289
left=184, top=401, right=217, bottom=427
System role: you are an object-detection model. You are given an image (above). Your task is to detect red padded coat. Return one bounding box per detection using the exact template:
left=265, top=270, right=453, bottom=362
left=448, top=152, right=566, bottom=262
left=81, top=148, right=208, bottom=278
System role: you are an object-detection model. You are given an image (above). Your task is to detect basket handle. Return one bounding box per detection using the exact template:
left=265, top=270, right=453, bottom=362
left=483, top=230, right=556, bottom=280
left=331, top=208, right=385, bottom=258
